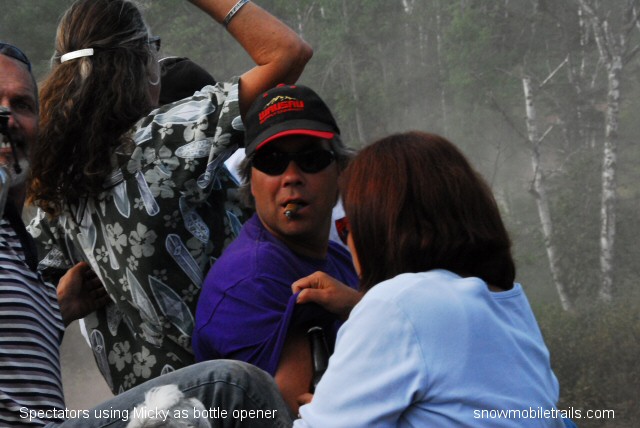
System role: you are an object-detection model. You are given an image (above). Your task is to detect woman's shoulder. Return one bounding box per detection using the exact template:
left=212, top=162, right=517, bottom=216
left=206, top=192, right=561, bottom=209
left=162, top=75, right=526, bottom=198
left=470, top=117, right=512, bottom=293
left=362, top=269, right=518, bottom=318
left=366, top=270, right=466, bottom=296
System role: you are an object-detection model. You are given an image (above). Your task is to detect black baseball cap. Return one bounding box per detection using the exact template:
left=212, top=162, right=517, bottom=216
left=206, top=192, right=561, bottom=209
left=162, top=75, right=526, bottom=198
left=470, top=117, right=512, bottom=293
left=244, top=84, right=340, bottom=156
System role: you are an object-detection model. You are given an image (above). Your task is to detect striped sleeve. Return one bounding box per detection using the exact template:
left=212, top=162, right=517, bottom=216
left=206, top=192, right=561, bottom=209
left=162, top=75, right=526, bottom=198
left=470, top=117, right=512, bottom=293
left=0, top=219, right=65, bottom=427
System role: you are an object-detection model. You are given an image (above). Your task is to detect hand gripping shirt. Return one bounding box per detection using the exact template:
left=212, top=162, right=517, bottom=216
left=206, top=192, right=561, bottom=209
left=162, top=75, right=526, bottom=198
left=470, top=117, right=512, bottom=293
left=193, top=214, right=359, bottom=376
left=27, top=81, right=246, bottom=394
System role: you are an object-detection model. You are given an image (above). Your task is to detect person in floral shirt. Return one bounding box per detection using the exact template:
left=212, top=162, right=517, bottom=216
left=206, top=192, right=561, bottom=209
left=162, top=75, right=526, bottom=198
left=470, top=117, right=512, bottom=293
left=26, top=0, right=312, bottom=394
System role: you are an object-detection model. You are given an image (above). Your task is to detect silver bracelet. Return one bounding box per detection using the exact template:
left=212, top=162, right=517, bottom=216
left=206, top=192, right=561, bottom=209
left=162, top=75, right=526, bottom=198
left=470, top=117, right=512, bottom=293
left=223, top=0, right=251, bottom=28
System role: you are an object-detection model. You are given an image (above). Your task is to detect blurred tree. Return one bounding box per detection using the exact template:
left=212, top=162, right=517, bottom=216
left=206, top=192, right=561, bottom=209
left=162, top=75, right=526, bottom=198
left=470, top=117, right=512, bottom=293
left=577, top=0, right=640, bottom=303
left=2, top=0, right=639, bottom=310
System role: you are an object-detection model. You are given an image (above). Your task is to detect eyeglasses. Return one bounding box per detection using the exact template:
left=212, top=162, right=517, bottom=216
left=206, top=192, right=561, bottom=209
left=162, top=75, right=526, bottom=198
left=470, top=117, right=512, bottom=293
left=0, top=42, right=32, bottom=71
left=335, top=216, right=350, bottom=245
left=251, top=148, right=335, bottom=176
left=148, top=36, right=161, bottom=52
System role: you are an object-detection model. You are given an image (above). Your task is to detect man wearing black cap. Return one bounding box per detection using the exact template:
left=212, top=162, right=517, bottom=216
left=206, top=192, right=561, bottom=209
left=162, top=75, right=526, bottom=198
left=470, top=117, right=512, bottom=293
left=193, top=84, right=358, bottom=414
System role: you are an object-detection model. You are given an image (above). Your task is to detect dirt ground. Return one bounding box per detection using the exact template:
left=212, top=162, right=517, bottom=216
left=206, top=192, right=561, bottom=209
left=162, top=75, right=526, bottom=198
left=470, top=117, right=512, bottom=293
left=60, top=321, right=114, bottom=410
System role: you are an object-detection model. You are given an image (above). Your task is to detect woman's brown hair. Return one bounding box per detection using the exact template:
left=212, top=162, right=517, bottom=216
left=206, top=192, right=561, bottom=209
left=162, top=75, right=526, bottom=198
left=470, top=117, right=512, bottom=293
left=341, top=131, right=515, bottom=292
left=28, top=0, right=155, bottom=216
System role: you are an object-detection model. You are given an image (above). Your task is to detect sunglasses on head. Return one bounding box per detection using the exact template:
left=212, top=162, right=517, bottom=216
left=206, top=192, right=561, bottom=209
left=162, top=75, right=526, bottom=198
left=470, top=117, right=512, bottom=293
left=148, top=36, right=161, bottom=52
left=251, top=148, right=335, bottom=176
left=0, top=42, right=32, bottom=71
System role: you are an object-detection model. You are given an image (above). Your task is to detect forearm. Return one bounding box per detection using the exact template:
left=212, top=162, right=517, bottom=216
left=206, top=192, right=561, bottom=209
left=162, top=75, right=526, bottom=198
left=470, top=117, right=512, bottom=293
left=275, top=327, right=313, bottom=415
left=188, top=0, right=312, bottom=115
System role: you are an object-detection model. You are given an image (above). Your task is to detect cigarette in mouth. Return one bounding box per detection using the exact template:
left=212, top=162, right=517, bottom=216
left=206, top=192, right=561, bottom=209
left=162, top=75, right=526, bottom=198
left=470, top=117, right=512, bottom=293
left=284, top=203, right=301, bottom=219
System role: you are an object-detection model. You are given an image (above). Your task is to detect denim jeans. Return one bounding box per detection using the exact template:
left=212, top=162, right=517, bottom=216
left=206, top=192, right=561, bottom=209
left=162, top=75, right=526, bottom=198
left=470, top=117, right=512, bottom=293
left=45, top=360, right=293, bottom=428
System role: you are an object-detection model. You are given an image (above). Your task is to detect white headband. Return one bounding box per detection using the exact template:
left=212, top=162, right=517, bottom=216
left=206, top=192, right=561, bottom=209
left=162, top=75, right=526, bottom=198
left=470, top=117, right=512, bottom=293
left=60, top=48, right=94, bottom=63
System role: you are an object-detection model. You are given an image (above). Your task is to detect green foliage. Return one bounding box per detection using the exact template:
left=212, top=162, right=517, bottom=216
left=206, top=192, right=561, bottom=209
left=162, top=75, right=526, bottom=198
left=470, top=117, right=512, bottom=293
left=0, top=0, right=75, bottom=78
left=1, top=0, right=639, bottom=421
left=536, top=298, right=640, bottom=427
left=547, top=147, right=602, bottom=302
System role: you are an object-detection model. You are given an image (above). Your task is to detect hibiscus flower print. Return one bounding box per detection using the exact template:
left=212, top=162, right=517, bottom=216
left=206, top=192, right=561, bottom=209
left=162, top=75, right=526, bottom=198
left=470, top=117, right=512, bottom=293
left=123, top=373, right=136, bottom=389
left=127, top=146, right=156, bottom=174
left=118, top=275, right=130, bottom=293
left=95, top=246, right=109, bottom=264
left=132, top=346, right=157, bottom=379
left=127, top=255, right=139, bottom=271
left=186, top=236, right=211, bottom=261
left=144, top=168, right=176, bottom=199
left=183, top=117, right=209, bottom=142
left=108, top=341, right=132, bottom=372
left=159, top=125, right=174, bottom=139
left=157, top=146, right=179, bottom=172
left=184, top=158, right=199, bottom=172
left=133, top=197, right=146, bottom=211
left=180, top=179, right=205, bottom=202
left=106, top=223, right=128, bottom=254
left=129, top=223, right=157, bottom=258
left=152, top=269, right=168, bottom=282
left=181, top=284, right=198, bottom=303
left=164, top=210, right=180, bottom=229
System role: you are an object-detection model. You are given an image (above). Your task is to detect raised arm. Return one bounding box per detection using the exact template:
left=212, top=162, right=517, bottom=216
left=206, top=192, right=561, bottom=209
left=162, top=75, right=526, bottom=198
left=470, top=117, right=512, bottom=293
left=188, top=0, right=313, bottom=116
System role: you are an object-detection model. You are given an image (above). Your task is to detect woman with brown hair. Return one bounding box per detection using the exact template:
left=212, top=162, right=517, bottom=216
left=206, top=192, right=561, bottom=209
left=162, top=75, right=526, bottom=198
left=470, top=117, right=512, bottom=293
left=292, top=131, right=567, bottom=427
left=26, top=0, right=311, bottom=394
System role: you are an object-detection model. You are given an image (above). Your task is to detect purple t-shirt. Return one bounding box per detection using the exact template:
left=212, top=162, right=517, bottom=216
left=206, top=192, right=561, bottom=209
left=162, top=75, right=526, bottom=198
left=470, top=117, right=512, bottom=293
left=193, top=214, right=358, bottom=375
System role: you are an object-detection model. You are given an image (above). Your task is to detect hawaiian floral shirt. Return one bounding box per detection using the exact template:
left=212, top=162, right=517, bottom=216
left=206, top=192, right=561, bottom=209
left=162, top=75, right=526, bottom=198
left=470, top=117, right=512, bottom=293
left=27, top=80, right=247, bottom=394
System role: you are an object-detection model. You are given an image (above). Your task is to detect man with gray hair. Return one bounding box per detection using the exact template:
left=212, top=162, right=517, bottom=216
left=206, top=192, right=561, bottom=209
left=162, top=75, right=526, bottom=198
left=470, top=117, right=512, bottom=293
left=0, top=41, right=291, bottom=428
left=193, top=84, right=359, bottom=414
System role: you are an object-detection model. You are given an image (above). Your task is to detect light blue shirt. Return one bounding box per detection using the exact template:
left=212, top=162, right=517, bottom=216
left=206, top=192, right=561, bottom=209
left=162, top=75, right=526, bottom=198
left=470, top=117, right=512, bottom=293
left=295, top=270, right=564, bottom=428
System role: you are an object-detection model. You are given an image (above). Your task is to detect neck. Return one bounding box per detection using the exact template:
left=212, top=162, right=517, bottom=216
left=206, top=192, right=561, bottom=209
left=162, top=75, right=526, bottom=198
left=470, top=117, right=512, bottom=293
left=258, top=215, right=331, bottom=260
left=283, top=236, right=329, bottom=260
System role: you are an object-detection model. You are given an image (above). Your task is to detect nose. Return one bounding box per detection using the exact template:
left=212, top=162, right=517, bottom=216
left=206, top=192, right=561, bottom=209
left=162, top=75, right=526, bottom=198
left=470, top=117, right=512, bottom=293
left=6, top=113, right=17, bottom=129
left=281, top=159, right=304, bottom=187
left=0, top=101, right=15, bottom=129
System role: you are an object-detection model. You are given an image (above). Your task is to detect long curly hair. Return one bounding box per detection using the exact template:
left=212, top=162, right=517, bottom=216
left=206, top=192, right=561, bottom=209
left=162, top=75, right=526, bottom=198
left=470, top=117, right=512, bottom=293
left=28, top=0, right=156, bottom=216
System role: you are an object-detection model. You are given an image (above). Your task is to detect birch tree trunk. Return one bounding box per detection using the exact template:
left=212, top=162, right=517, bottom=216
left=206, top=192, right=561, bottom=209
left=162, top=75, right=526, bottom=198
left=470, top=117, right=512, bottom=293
left=598, top=56, right=621, bottom=302
left=522, top=76, right=573, bottom=311
left=577, top=0, right=631, bottom=302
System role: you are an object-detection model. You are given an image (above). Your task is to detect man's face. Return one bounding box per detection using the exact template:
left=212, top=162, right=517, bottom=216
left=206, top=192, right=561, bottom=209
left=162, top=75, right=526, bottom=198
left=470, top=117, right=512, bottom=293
left=0, top=54, right=37, bottom=186
left=251, top=135, right=339, bottom=254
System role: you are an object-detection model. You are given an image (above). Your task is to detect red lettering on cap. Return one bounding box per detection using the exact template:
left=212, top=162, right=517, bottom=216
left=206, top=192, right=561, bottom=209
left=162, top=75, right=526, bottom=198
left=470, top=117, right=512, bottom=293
left=259, top=100, right=305, bottom=124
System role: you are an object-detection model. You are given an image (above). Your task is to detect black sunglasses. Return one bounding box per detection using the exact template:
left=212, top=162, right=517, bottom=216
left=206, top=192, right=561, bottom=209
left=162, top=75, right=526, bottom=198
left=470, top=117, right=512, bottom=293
left=0, top=42, right=31, bottom=71
left=252, top=148, right=336, bottom=176
left=148, top=36, right=161, bottom=52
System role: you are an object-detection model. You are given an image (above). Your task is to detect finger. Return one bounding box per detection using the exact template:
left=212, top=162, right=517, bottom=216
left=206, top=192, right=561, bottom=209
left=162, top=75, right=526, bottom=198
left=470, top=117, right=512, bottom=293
left=84, top=276, right=104, bottom=290
left=296, top=288, right=327, bottom=305
left=83, top=268, right=98, bottom=281
left=291, top=276, right=317, bottom=294
left=296, top=392, right=314, bottom=406
left=71, top=261, right=90, bottom=274
left=91, top=286, right=109, bottom=298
